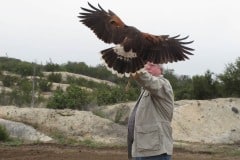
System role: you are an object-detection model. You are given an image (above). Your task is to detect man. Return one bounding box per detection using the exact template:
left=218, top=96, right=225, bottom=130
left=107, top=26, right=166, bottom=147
left=128, top=62, right=174, bottom=160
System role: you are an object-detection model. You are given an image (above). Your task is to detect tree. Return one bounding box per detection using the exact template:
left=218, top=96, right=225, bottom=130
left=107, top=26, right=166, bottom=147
left=16, top=62, right=33, bottom=76
left=0, top=57, right=42, bottom=76
left=44, top=62, right=60, bottom=72
left=63, top=62, right=88, bottom=74
left=218, top=57, right=240, bottom=97
left=164, top=69, right=193, bottom=100
left=164, top=69, right=178, bottom=90
left=174, top=75, right=193, bottom=100
left=192, top=70, right=218, bottom=99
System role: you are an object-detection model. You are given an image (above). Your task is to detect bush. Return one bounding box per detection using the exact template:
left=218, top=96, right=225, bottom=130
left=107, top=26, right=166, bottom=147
left=0, top=57, right=43, bottom=76
left=0, top=125, right=9, bottom=141
left=47, top=88, right=66, bottom=109
left=47, top=85, right=91, bottom=110
left=2, top=75, right=18, bottom=87
left=47, top=73, right=62, bottom=83
left=10, top=79, right=32, bottom=107
left=0, top=90, right=11, bottom=105
left=44, top=63, right=60, bottom=72
left=219, top=57, right=240, bottom=97
left=96, top=85, right=139, bottom=106
left=38, top=79, right=52, bottom=92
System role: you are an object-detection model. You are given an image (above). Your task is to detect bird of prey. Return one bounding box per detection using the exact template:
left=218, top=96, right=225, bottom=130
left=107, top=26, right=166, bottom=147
left=78, top=2, right=194, bottom=77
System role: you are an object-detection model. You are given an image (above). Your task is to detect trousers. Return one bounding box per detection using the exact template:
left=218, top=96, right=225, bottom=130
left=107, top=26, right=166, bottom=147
left=134, top=154, right=171, bottom=160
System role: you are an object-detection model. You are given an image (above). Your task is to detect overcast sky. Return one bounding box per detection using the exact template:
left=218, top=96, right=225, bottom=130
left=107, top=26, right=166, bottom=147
left=0, top=0, right=239, bottom=76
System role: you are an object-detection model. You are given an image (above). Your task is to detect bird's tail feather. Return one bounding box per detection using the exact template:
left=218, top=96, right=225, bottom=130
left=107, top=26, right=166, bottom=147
left=100, top=47, right=145, bottom=77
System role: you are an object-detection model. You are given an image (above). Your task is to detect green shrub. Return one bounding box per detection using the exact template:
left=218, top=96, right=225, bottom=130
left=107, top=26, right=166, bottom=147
left=96, top=85, right=139, bottom=106
left=0, top=90, right=11, bottom=105
left=66, top=76, right=108, bottom=89
left=44, top=63, right=60, bottom=72
left=9, top=79, right=32, bottom=107
left=47, top=88, right=66, bottom=109
left=38, top=78, right=52, bottom=92
left=0, top=125, right=9, bottom=141
left=47, top=73, right=62, bottom=83
left=47, top=85, right=91, bottom=110
left=2, top=75, right=18, bottom=87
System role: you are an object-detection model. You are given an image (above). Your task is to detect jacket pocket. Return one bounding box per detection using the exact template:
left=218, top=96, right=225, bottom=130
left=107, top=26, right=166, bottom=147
left=136, top=125, right=160, bottom=152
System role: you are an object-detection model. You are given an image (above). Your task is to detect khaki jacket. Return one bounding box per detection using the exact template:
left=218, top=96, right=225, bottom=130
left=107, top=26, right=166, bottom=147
left=131, top=72, right=174, bottom=157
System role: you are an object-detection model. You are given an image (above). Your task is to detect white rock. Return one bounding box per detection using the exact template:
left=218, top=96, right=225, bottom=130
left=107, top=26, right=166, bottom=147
left=0, top=118, right=52, bottom=142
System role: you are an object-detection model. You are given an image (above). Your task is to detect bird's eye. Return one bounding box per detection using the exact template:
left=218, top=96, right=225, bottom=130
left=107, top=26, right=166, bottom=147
left=110, top=20, right=116, bottom=25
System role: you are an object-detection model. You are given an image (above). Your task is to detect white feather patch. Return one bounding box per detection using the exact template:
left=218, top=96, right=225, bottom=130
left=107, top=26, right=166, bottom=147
left=113, top=45, right=137, bottom=58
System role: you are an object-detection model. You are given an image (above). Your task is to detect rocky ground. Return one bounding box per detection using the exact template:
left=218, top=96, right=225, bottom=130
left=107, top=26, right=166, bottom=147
left=1, top=98, right=240, bottom=144
left=1, top=98, right=240, bottom=159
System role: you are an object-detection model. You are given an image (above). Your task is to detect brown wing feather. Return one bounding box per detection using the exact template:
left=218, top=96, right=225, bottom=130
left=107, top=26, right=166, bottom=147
left=139, top=34, right=194, bottom=64
left=78, top=2, right=128, bottom=44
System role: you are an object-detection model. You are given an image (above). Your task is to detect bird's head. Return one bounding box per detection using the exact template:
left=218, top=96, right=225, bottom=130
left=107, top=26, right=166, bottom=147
left=109, top=15, right=125, bottom=27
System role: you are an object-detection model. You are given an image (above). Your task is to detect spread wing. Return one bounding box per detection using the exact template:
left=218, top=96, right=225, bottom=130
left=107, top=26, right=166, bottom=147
left=78, top=2, right=128, bottom=44
left=78, top=3, right=194, bottom=77
left=139, top=34, right=194, bottom=64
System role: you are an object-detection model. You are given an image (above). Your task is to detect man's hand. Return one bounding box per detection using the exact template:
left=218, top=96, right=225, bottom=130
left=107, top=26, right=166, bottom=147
left=130, top=72, right=141, bottom=79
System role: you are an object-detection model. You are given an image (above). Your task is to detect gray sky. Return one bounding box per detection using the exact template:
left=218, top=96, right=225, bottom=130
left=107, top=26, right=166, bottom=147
left=0, top=0, right=239, bottom=76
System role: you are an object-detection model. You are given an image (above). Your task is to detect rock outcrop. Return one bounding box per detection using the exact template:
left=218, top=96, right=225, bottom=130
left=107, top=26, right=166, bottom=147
left=1, top=98, right=240, bottom=145
left=94, top=98, right=240, bottom=144
left=0, top=106, right=127, bottom=145
left=172, top=98, right=240, bottom=144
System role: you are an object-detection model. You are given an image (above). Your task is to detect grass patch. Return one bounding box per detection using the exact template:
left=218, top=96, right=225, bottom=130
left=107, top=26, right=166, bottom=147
left=215, top=145, right=240, bottom=157
left=228, top=149, right=240, bottom=157
left=79, top=138, right=126, bottom=149
left=0, top=124, right=10, bottom=141
left=174, top=141, right=240, bottom=157
left=92, top=110, right=107, bottom=119
left=50, top=130, right=125, bottom=149
left=1, top=138, right=24, bottom=146
left=51, top=131, right=78, bottom=145
left=79, top=139, right=105, bottom=148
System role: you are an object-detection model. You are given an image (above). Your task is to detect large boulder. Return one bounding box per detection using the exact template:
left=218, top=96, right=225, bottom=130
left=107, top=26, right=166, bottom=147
left=93, top=98, right=240, bottom=144
left=0, top=118, right=52, bottom=142
left=0, top=106, right=127, bottom=145
left=172, top=98, right=240, bottom=144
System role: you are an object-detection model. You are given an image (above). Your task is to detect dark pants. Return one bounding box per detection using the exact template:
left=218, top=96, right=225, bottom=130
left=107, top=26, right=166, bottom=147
left=134, top=154, right=171, bottom=160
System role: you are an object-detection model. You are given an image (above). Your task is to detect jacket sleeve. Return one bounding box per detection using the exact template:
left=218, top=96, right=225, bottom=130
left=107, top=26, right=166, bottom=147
left=134, top=71, right=172, bottom=97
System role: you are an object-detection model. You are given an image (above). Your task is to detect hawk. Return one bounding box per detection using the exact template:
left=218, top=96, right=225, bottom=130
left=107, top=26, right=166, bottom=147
left=78, top=3, right=194, bottom=77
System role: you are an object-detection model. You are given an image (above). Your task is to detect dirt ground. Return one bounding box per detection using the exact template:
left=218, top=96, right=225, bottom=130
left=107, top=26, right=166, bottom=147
left=0, top=143, right=240, bottom=160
